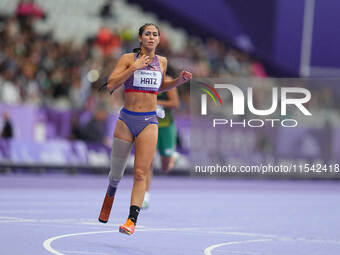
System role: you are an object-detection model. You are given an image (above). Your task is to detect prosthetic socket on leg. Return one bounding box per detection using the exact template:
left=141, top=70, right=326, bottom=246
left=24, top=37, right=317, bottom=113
left=108, top=137, right=133, bottom=190
left=99, top=137, right=132, bottom=223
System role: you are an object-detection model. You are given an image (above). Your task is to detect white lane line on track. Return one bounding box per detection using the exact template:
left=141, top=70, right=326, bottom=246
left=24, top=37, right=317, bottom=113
left=43, top=227, right=340, bottom=255
left=194, top=230, right=277, bottom=239
left=43, top=230, right=115, bottom=255
left=204, top=239, right=273, bottom=255
left=0, top=210, right=93, bottom=213
left=0, top=216, right=149, bottom=227
left=213, top=250, right=261, bottom=255
left=0, top=216, right=23, bottom=220
left=43, top=227, right=248, bottom=255
left=60, top=250, right=109, bottom=255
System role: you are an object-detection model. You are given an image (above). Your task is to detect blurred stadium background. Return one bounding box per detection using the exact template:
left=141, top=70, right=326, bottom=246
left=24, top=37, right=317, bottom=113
left=2, top=1, right=340, bottom=255
left=0, top=0, right=339, bottom=175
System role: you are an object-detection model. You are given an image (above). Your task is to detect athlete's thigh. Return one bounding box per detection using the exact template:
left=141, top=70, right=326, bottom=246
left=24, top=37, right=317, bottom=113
left=134, top=124, right=158, bottom=169
left=114, top=119, right=133, bottom=142
left=158, top=123, right=176, bottom=157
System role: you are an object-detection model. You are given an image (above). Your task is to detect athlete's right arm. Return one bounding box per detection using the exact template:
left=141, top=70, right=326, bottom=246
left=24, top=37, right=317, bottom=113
left=107, top=54, right=151, bottom=92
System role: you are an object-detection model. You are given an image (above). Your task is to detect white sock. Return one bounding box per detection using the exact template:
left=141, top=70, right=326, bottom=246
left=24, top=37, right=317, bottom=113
left=144, top=191, right=150, bottom=203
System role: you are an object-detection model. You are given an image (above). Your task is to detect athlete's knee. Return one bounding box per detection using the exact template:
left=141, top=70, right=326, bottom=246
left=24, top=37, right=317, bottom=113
left=134, top=167, right=147, bottom=182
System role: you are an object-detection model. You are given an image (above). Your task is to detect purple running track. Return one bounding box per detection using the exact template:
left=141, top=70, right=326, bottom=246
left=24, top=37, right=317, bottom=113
left=0, top=173, right=340, bottom=255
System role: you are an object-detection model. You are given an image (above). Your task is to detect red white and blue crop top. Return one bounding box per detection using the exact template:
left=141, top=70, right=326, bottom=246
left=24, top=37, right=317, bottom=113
left=123, top=54, right=163, bottom=94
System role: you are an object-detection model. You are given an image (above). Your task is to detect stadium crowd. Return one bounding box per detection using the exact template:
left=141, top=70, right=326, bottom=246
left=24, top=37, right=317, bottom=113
left=0, top=1, right=339, bottom=150
left=0, top=8, right=267, bottom=112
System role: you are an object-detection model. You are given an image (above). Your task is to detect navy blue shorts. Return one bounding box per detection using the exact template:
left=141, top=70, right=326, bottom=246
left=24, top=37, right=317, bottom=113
left=118, top=108, right=158, bottom=138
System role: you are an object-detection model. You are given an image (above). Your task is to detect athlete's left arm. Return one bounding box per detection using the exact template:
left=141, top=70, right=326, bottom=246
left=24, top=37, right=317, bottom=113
left=158, top=57, right=192, bottom=92
left=158, top=86, right=180, bottom=109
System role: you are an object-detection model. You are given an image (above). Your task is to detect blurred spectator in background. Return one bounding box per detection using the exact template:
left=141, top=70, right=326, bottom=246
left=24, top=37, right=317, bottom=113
left=250, top=60, right=267, bottom=77
left=0, top=71, right=21, bottom=104
left=69, top=115, right=84, bottom=141
left=81, top=105, right=108, bottom=144
left=96, top=27, right=121, bottom=57
left=99, top=0, right=116, bottom=20
left=1, top=112, right=13, bottom=139
left=16, top=0, right=45, bottom=19
left=16, top=0, right=45, bottom=32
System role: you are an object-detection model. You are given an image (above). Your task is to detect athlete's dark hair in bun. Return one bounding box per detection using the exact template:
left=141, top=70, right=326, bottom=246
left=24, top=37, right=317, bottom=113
left=138, top=23, right=160, bottom=37
left=132, top=48, right=141, bottom=53
left=133, top=23, right=160, bottom=56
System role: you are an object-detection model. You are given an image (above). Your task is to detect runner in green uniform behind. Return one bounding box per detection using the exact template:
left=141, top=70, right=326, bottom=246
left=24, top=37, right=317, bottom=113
left=157, top=90, right=178, bottom=166
left=143, top=75, right=179, bottom=208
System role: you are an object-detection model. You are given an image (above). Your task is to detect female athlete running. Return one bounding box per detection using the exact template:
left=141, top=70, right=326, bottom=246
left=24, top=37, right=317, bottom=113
left=98, top=23, right=192, bottom=235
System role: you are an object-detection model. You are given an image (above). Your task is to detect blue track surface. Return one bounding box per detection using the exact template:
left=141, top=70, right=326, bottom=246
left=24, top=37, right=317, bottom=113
left=1, top=174, right=340, bottom=255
